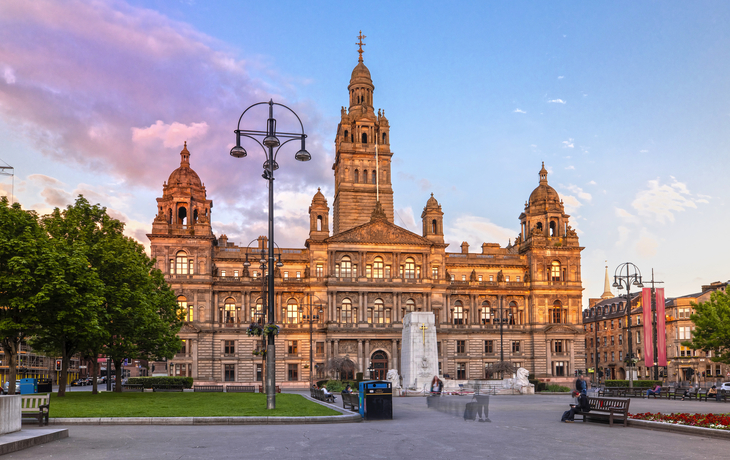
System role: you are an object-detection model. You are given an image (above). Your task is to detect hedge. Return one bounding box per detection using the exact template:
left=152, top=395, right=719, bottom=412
left=604, top=379, right=661, bottom=388
left=126, top=376, right=194, bottom=388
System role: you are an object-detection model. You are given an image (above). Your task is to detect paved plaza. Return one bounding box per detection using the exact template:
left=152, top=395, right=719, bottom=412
left=6, top=393, right=729, bottom=459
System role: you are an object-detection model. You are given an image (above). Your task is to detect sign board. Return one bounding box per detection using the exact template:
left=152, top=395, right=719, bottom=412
left=79, top=365, right=87, bottom=369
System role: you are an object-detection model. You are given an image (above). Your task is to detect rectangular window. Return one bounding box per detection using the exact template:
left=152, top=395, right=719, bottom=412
left=456, top=362, right=467, bottom=380
left=366, top=265, right=372, bottom=278
left=335, top=265, right=340, bottom=277
left=512, top=341, right=521, bottom=353
left=314, top=342, right=324, bottom=355
left=619, top=351, right=623, bottom=361
left=505, top=276, right=510, bottom=282
left=611, top=320, right=614, bottom=329
left=619, top=334, right=623, bottom=345
left=554, top=340, right=563, bottom=353
left=180, top=339, right=187, bottom=355
left=485, top=340, right=493, bottom=353
left=256, top=364, right=263, bottom=382
left=224, top=364, right=235, bottom=382
left=611, top=352, right=615, bottom=361
left=462, top=275, right=466, bottom=281
left=451, top=274, right=455, bottom=281
left=253, top=271, right=258, bottom=279
left=516, top=276, right=520, bottom=282
left=611, top=336, right=614, bottom=346
left=233, top=270, right=239, bottom=277
left=437, top=342, right=442, bottom=356
left=555, top=361, right=565, bottom=376
left=432, top=266, right=438, bottom=279
left=170, top=259, right=174, bottom=274
left=288, top=364, right=298, bottom=381
left=489, top=275, right=494, bottom=282
left=591, top=353, right=594, bottom=363
left=679, top=307, right=691, bottom=318
left=284, top=271, right=289, bottom=279
left=189, top=261, right=194, bottom=275
left=224, top=340, right=235, bottom=356
left=456, top=340, right=466, bottom=354
left=385, top=265, right=391, bottom=278
left=288, top=340, right=298, bottom=355
left=316, top=264, right=323, bottom=277
left=604, top=352, right=607, bottom=362
left=221, top=270, right=226, bottom=277
left=478, top=275, right=483, bottom=282
left=296, top=271, right=301, bottom=279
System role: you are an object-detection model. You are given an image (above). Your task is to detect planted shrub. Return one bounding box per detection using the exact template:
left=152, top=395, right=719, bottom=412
left=126, top=376, right=194, bottom=389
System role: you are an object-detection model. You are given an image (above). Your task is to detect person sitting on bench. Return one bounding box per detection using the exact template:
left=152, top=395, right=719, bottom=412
left=646, top=384, right=661, bottom=398
left=708, top=385, right=719, bottom=401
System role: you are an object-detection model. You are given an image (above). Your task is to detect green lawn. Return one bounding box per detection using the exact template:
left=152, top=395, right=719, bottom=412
left=49, top=392, right=340, bottom=418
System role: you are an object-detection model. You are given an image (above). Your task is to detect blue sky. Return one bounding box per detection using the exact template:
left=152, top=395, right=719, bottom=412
left=1, top=0, right=728, bottom=305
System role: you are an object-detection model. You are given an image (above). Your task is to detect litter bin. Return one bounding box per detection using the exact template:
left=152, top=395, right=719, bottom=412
left=18, top=378, right=38, bottom=395
left=358, top=380, right=392, bottom=420
left=37, top=378, right=52, bottom=393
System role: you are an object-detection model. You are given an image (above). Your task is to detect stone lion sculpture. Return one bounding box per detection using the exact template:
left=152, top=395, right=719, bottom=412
left=386, top=369, right=401, bottom=389
left=502, top=367, right=534, bottom=394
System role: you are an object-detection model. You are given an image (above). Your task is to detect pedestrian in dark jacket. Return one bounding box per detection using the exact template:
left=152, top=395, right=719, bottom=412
left=561, top=393, right=590, bottom=422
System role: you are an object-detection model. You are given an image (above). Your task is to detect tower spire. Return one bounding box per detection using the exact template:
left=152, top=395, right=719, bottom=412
left=601, top=262, right=613, bottom=299
left=356, top=30, right=366, bottom=63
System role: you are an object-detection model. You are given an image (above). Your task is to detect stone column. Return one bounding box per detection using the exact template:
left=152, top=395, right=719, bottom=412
left=358, top=339, right=364, bottom=373
left=365, top=340, right=371, bottom=371
left=546, top=339, right=552, bottom=376
left=391, top=339, right=398, bottom=371
left=569, top=339, right=575, bottom=376
left=445, top=294, right=450, bottom=323
left=213, top=291, right=219, bottom=324
left=363, top=292, right=368, bottom=323
left=191, top=340, right=198, bottom=378
left=334, top=339, right=339, bottom=357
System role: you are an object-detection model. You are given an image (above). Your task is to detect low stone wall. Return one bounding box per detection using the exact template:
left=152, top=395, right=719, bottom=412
left=0, top=395, right=21, bottom=435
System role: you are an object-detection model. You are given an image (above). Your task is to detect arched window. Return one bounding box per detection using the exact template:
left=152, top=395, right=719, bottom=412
left=341, top=256, right=352, bottom=278
left=176, top=251, right=188, bottom=275
left=344, top=130, right=348, bottom=140
left=224, top=297, right=236, bottom=323
left=382, top=132, right=387, bottom=144
left=536, top=222, right=543, bottom=231
left=286, top=299, right=299, bottom=324
left=251, top=299, right=263, bottom=324
left=550, top=221, right=557, bottom=237
left=363, top=170, right=368, bottom=183
left=509, top=301, right=518, bottom=325
left=372, top=170, right=376, bottom=184
left=193, top=208, right=198, bottom=223
left=406, top=298, right=415, bottom=312
left=453, top=301, right=464, bottom=325
left=431, top=219, right=437, bottom=234
left=167, top=209, right=172, bottom=224
left=373, top=257, right=384, bottom=278
left=481, top=300, right=491, bottom=324
left=354, top=169, right=359, bottom=183
left=178, top=296, right=192, bottom=322
left=317, top=215, right=323, bottom=232
left=373, top=299, right=389, bottom=324
left=178, top=206, right=187, bottom=225
left=362, top=132, right=368, bottom=144
left=551, top=261, right=561, bottom=282
left=341, top=298, right=352, bottom=323
left=404, top=257, right=416, bottom=279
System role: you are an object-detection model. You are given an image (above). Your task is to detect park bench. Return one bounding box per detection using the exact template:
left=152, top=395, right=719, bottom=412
left=194, top=385, right=224, bottom=392
left=152, top=384, right=184, bottom=392
left=311, top=388, right=335, bottom=403
left=226, top=385, right=256, bottom=393
left=598, top=387, right=626, bottom=397
left=342, top=392, right=359, bottom=411
left=573, top=397, right=630, bottom=427
left=21, top=394, right=50, bottom=426
left=258, top=385, right=281, bottom=394
left=121, top=384, right=144, bottom=392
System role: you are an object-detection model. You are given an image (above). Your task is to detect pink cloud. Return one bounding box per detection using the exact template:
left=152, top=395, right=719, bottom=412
left=0, top=0, right=332, bottom=226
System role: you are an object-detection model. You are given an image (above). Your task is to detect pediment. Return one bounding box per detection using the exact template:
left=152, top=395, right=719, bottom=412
left=543, top=324, right=579, bottom=334
left=326, top=218, right=433, bottom=246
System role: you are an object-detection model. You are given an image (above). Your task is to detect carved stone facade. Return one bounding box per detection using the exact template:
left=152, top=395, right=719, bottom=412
left=148, top=50, right=585, bottom=386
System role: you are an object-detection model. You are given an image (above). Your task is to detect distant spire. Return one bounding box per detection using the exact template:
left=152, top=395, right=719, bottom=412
left=180, top=141, right=190, bottom=166
left=601, top=262, right=613, bottom=299
left=539, top=161, right=548, bottom=185
left=356, top=30, right=366, bottom=63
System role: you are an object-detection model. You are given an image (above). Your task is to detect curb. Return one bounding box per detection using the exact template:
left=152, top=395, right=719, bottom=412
left=0, top=428, right=69, bottom=455
left=629, top=419, right=730, bottom=440
left=48, top=395, right=362, bottom=426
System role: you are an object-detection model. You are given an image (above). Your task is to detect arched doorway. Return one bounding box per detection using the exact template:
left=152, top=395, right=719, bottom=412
left=371, top=351, right=388, bottom=380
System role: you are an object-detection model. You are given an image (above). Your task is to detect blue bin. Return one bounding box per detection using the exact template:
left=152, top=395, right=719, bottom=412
left=358, top=380, right=392, bottom=420
left=18, top=378, right=38, bottom=395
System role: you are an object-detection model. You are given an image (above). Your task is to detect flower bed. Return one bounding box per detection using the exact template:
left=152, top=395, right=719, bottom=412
left=630, top=412, right=730, bottom=430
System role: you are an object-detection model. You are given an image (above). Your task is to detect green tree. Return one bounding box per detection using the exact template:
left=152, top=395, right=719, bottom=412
left=0, top=198, right=46, bottom=394
left=683, top=289, right=730, bottom=364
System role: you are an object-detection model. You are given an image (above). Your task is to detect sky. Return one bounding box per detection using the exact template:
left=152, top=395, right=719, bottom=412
left=1, top=0, right=729, bottom=307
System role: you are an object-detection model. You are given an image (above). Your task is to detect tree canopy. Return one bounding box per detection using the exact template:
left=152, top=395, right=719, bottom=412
left=683, top=289, right=730, bottom=365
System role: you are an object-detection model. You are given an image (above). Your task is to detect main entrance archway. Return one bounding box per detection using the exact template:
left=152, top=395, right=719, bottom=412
left=371, top=351, right=388, bottom=380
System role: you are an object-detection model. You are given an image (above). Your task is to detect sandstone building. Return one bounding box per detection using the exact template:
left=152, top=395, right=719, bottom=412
left=148, top=50, right=586, bottom=386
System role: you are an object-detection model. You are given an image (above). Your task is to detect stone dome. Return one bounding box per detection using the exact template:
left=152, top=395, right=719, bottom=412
left=312, top=187, right=327, bottom=205
left=425, top=193, right=440, bottom=208
left=349, top=61, right=373, bottom=87
left=167, top=143, right=203, bottom=188
left=528, top=162, right=561, bottom=206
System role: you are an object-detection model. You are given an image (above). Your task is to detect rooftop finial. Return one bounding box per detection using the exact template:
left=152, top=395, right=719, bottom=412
left=356, top=30, right=366, bottom=63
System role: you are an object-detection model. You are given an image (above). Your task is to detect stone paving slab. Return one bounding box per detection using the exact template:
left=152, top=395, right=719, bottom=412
left=0, top=427, right=68, bottom=455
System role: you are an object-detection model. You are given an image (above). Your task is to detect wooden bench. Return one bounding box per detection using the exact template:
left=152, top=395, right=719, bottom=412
left=226, top=385, right=256, bottom=393
left=21, top=394, right=50, bottom=426
left=311, top=388, right=335, bottom=403
left=341, top=392, right=359, bottom=411
left=152, top=384, right=184, bottom=392
left=574, top=397, right=630, bottom=427
left=258, top=385, right=281, bottom=394
left=194, top=385, right=224, bottom=392
left=121, top=384, right=144, bottom=392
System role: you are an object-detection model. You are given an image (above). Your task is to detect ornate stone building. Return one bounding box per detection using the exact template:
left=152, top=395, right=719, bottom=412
left=148, top=50, right=586, bottom=386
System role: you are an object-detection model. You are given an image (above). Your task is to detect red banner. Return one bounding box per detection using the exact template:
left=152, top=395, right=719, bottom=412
left=642, top=288, right=654, bottom=367
left=656, top=288, right=667, bottom=366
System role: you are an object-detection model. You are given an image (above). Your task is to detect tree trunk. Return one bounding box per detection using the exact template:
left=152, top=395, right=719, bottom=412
left=91, top=359, right=99, bottom=395
left=113, top=359, right=123, bottom=392
left=2, top=341, right=18, bottom=395
left=57, top=348, right=68, bottom=397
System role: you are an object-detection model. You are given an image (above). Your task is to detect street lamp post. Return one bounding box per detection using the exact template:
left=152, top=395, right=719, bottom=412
left=613, top=262, right=644, bottom=389
left=231, top=100, right=311, bottom=410
left=299, top=294, right=324, bottom=388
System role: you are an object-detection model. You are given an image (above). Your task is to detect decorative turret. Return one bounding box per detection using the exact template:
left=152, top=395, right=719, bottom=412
left=421, top=193, right=444, bottom=244
left=308, top=188, right=330, bottom=241
left=518, top=162, right=575, bottom=247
